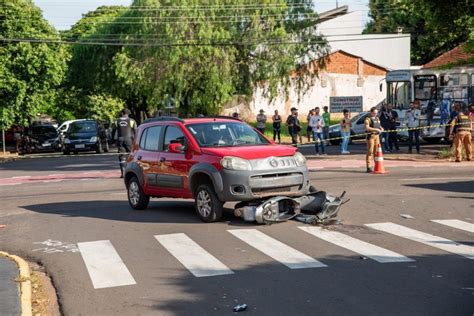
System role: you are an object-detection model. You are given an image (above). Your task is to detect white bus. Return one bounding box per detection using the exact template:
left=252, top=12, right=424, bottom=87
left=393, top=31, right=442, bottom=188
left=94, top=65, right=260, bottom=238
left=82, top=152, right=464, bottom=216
left=385, top=66, right=473, bottom=143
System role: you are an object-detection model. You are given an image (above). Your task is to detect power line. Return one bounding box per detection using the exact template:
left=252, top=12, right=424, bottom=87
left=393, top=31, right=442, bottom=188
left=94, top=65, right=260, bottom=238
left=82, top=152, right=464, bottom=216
left=0, top=34, right=411, bottom=47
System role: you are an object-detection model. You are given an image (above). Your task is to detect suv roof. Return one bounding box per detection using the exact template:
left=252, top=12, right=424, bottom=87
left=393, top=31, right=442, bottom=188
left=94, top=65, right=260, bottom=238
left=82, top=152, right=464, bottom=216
left=142, top=116, right=242, bottom=126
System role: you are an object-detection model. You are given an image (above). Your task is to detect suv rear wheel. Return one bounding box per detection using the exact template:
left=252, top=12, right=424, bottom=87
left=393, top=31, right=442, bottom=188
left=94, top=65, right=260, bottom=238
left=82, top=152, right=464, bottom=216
left=195, top=184, right=223, bottom=222
left=127, top=176, right=150, bottom=210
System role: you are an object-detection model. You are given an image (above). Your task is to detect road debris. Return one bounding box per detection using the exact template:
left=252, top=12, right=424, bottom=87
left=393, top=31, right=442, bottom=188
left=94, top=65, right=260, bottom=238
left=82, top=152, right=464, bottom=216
left=400, top=214, right=414, bottom=219
left=233, top=304, right=248, bottom=312
left=360, top=256, right=368, bottom=260
left=0, top=224, right=6, bottom=229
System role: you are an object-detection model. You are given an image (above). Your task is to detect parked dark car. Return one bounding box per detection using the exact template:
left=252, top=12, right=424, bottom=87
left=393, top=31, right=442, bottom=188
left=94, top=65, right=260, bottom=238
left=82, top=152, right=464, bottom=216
left=62, top=120, right=109, bottom=155
left=26, top=124, right=61, bottom=152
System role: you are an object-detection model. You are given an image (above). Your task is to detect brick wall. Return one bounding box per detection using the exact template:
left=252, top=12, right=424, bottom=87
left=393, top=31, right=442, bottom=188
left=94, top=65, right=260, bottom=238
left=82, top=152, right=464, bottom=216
left=312, top=51, right=386, bottom=76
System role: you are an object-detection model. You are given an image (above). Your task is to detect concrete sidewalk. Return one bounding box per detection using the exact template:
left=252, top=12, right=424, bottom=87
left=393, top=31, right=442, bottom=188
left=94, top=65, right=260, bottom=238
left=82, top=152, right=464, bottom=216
left=0, top=256, right=20, bottom=315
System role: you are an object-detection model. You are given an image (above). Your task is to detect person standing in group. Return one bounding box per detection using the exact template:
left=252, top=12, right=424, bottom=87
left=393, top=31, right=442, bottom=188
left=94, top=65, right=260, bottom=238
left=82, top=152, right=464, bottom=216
left=322, top=106, right=331, bottom=145
left=309, top=107, right=325, bottom=155
left=272, top=110, right=282, bottom=144
left=306, top=109, right=314, bottom=142
left=256, top=109, right=267, bottom=135
left=406, top=100, right=421, bottom=154
left=387, top=103, right=400, bottom=151
left=286, top=107, right=301, bottom=145
left=365, top=107, right=384, bottom=173
left=379, top=105, right=392, bottom=153
left=449, top=107, right=472, bottom=162
left=113, top=108, right=137, bottom=178
left=340, top=109, right=352, bottom=154
left=447, top=102, right=463, bottom=145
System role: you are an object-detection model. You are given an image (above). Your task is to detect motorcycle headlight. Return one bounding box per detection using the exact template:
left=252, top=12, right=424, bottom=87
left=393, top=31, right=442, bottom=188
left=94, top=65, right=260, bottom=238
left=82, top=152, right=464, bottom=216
left=64, top=138, right=71, bottom=144
left=294, top=152, right=306, bottom=167
left=220, top=156, right=252, bottom=171
left=90, top=136, right=98, bottom=142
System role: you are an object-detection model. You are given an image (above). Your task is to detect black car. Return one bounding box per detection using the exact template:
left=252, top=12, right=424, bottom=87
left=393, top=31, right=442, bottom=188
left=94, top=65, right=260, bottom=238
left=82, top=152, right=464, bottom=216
left=26, top=125, right=61, bottom=152
left=62, top=120, right=109, bottom=155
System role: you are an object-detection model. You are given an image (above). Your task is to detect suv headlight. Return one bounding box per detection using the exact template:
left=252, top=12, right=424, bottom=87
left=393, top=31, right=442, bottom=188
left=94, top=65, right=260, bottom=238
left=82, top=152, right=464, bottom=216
left=90, top=136, right=98, bottom=142
left=294, top=152, right=306, bottom=167
left=221, top=156, right=252, bottom=171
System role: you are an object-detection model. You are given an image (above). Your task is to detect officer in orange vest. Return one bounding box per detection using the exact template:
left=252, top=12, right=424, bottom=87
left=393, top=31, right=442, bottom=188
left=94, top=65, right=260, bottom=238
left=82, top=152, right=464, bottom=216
left=365, top=106, right=384, bottom=172
left=449, top=108, right=472, bottom=162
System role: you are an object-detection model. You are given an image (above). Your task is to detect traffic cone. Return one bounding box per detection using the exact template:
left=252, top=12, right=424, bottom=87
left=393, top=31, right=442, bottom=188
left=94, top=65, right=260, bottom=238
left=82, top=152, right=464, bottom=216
left=372, top=143, right=388, bottom=174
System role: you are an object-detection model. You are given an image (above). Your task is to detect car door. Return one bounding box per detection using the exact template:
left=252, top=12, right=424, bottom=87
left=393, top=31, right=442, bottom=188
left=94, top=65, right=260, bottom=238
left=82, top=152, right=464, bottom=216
left=352, top=113, right=369, bottom=138
left=136, top=125, right=163, bottom=196
left=157, top=125, right=195, bottom=198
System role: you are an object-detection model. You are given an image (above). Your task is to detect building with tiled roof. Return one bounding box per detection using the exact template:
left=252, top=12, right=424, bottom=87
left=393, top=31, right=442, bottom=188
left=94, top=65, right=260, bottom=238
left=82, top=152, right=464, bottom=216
left=423, top=43, right=473, bottom=69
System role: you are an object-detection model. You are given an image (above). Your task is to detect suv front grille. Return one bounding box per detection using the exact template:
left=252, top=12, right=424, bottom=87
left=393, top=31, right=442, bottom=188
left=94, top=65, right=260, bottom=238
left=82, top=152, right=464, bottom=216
left=249, top=172, right=304, bottom=196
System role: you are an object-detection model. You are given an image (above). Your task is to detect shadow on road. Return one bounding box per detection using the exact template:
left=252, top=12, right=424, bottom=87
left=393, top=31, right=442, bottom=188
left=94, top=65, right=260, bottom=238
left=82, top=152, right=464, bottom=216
left=404, top=181, right=474, bottom=194
left=21, top=200, right=258, bottom=225
left=144, top=254, right=473, bottom=315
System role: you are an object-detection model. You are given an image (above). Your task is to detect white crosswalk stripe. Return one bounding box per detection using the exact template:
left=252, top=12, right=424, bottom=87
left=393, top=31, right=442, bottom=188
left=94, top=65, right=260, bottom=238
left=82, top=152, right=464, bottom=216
left=366, top=222, right=474, bottom=259
left=228, top=229, right=327, bottom=269
left=298, top=226, right=414, bottom=263
left=77, top=240, right=136, bottom=289
left=155, top=233, right=234, bottom=277
left=431, top=219, right=474, bottom=234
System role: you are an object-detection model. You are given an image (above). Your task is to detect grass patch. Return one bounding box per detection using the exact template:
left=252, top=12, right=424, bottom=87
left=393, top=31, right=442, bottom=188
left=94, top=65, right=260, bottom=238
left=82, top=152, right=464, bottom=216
left=437, top=146, right=469, bottom=160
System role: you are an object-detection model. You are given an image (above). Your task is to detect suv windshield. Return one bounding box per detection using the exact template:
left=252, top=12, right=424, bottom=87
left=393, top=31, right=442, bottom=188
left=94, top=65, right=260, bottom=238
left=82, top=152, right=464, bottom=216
left=69, top=121, right=97, bottom=134
left=31, top=125, right=57, bottom=137
left=187, top=122, right=270, bottom=147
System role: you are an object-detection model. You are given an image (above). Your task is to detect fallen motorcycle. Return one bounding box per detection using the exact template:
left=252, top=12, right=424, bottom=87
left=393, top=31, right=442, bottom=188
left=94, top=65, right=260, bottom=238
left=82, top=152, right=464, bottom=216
left=234, top=191, right=348, bottom=225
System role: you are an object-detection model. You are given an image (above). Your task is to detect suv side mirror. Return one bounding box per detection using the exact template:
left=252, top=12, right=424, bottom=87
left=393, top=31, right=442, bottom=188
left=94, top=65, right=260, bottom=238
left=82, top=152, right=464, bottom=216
left=169, top=143, right=184, bottom=153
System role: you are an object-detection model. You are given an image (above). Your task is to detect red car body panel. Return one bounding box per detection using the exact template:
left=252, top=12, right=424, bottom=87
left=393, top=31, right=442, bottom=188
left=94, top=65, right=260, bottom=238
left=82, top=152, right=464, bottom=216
left=126, top=118, right=308, bottom=201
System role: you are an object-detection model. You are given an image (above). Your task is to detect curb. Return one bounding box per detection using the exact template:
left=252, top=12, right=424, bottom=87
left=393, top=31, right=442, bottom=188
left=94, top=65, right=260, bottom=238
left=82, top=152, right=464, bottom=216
left=0, top=251, right=32, bottom=316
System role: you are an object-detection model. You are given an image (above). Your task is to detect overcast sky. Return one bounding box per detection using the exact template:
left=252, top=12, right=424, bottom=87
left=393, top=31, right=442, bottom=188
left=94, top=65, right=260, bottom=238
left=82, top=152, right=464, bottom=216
left=33, top=0, right=369, bottom=31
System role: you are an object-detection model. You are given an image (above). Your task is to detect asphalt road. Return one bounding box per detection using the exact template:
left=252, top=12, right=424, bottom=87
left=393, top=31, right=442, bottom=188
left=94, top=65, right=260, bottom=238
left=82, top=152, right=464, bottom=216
left=0, top=154, right=473, bottom=315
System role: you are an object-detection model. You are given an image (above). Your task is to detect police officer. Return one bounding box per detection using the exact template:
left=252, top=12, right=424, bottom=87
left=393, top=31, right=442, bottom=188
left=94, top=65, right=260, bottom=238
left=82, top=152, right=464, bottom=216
left=113, top=108, right=137, bottom=177
left=365, top=106, right=384, bottom=173
left=449, top=108, right=472, bottom=162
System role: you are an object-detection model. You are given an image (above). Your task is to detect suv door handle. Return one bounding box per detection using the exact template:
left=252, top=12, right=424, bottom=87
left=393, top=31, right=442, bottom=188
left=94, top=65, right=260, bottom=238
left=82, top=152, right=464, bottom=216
left=160, top=157, right=166, bottom=163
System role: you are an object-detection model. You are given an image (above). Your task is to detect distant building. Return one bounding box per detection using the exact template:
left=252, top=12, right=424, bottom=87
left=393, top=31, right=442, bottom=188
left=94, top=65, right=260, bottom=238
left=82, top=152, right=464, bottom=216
left=422, top=43, right=473, bottom=69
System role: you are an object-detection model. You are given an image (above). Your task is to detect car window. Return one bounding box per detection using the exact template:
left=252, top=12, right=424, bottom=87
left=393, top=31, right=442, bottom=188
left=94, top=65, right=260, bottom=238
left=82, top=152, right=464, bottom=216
left=187, top=122, right=270, bottom=147
left=69, top=121, right=97, bottom=133
left=356, top=115, right=367, bottom=124
left=142, top=126, right=161, bottom=151
left=163, top=126, right=186, bottom=152
left=139, top=129, right=148, bottom=149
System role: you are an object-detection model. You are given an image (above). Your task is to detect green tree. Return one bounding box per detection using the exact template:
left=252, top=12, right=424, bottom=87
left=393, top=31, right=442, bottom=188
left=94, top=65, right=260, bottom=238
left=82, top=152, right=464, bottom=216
left=364, top=0, right=473, bottom=65
left=60, top=6, right=128, bottom=121
left=0, top=0, right=67, bottom=128
left=69, top=0, right=329, bottom=117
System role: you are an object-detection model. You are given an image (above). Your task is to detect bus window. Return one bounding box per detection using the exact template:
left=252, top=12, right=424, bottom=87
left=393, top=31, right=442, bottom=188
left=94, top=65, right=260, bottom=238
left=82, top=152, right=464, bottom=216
left=387, top=81, right=411, bottom=109
left=414, top=75, right=437, bottom=100
left=439, top=73, right=469, bottom=103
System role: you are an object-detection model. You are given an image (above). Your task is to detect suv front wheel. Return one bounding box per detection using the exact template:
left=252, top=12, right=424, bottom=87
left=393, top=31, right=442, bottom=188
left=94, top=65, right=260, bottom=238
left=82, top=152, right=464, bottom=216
left=195, top=184, right=223, bottom=222
left=127, top=176, right=150, bottom=210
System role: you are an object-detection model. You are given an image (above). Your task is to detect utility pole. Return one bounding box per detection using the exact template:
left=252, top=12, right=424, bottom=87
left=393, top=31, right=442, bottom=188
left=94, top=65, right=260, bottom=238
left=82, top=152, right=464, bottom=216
left=336, top=0, right=338, bottom=8
left=1, top=127, right=5, bottom=155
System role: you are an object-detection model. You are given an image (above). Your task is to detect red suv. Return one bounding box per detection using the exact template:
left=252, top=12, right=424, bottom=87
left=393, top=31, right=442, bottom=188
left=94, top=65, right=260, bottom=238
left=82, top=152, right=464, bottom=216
left=124, top=117, right=311, bottom=222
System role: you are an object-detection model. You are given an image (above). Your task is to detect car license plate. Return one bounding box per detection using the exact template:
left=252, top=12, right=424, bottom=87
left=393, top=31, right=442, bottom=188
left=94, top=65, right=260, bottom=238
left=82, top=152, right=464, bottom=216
left=42, top=143, right=51, bottom=147
left=75, top=144, right=85, bottom=149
